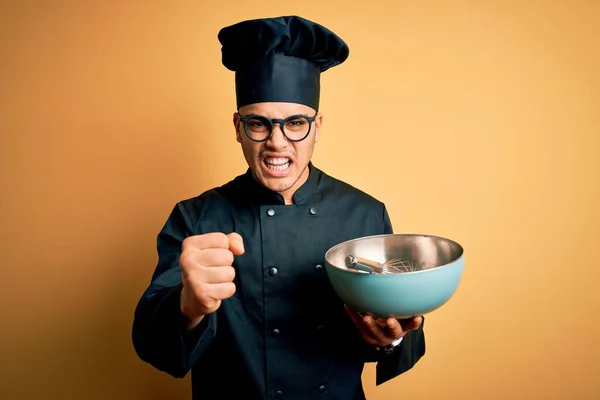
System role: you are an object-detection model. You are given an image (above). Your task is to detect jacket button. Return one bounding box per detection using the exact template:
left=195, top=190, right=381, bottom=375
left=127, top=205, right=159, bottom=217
left=318, top=385, right=326, bottom=394
left=267, top=208, right=275, bottom=216
left=273, top=328, right=280, bottom=335
left=315, top=264, right=323, bottom=272
left=309, top=207, right=317, bottom=215
left=275, top=390, right=283, bottom=398
left=317, top=324, right=325, bottom=331
left=268, top=267, right=278, bottom=276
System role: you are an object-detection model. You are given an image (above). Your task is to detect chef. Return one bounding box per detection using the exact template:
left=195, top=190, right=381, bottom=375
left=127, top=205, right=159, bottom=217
left=132, top=15, right=425, bottom=400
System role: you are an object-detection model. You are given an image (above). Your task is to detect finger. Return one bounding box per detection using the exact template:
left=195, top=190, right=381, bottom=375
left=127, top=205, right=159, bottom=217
left=362, top=314, right=389, bottom=342
left=196, top=248, right=234, bottom=267
left=203, top=281, right=236, bottom=301
left=401, top=316, right=423, bottom=332
left=375, top=317, right=389, bottom=329
left=344, top=306, right=379, bottom=343
left=384, top=318, right=403, bottom=339
left=183, top=232, right=230, bottom=250
left=227, top=232, right=245, bottom=255
left=344, top=304, right=364, bottom=326
left=180, top=248, right=234, bottom=272
left=197, top=265, right=236, bottom=284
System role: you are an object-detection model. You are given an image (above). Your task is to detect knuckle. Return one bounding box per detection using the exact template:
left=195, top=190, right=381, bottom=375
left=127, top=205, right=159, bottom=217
left=223, top=250, right=234, bottom=265
left=181, top=236, right=193, bottom=250
left=206, top=249, right=231, bottom=267
left=183, top=234, right=204, bottom=250
left=212, top=232, right=230, bottom=248
left=227, top=282, right=237, bottom=297
left=179, top=250, right=193, bottom=269
left=228, top=232, right=244, bottom=245
left=201, top=248, right=233, bottom=267
left=225, top=266, right=236, bottom=281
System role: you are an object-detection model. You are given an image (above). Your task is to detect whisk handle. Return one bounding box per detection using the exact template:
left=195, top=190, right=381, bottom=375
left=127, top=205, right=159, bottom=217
left=345, top=255, right=384, bottom=273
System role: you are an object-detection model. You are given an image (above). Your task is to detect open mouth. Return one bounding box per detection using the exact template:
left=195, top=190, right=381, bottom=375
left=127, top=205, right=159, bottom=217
left=264, top=157, right=291, bottom=171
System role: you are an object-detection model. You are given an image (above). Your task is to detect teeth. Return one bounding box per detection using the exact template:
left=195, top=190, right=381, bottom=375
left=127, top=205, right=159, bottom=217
left=265, top=157, right=289, bottom=166
left=265, top=157, right=290, bottom=171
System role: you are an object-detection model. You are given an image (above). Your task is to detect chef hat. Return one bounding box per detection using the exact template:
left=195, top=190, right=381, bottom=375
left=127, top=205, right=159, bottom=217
left=218, top=15, right=350, bottom=111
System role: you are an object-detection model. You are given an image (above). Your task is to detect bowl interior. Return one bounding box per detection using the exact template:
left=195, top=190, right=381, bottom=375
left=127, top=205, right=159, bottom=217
left=325, top=234, right=463, bottom=273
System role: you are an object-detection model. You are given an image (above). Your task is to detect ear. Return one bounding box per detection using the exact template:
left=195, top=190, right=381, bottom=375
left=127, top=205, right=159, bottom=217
left=314, top=113, right=323, bottom=143
left=233, top=112, right=242, bottom=143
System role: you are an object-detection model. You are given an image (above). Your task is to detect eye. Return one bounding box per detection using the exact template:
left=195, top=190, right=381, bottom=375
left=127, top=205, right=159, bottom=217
left=248, top=119, right=265, bottom=127
left=245, top=117, right=270, bottom=132
left=285, top=118, right=307, bottom=128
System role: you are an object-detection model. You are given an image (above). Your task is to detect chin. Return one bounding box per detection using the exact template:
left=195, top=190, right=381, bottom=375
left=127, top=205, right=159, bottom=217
left=261, top=177, right=296, bottom=194
left=251, top=159, right=306, bottom=194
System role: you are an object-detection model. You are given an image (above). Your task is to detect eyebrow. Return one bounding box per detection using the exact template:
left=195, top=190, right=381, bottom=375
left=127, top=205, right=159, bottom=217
left=242, top=112, right=312, bottom=118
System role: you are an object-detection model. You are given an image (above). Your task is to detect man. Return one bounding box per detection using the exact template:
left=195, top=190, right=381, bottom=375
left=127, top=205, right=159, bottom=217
left=132, top=15, right=425, bottom=400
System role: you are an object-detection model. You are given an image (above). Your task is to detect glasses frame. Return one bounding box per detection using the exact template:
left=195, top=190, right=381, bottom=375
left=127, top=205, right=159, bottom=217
left=238, top=112, right=318, bottom=143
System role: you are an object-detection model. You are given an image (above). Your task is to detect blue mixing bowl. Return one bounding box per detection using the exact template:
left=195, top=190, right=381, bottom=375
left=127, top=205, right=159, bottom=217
left=324, top=234, right=465, bottom=319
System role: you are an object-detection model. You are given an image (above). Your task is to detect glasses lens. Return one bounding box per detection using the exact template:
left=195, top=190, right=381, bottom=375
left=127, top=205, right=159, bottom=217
left=283, top=116, right=311, bottom=141
left=245, top=116, right=271, bottom=141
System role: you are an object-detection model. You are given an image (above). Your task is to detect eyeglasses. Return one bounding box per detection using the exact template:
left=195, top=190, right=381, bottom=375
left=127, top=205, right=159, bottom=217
left=238, top=113, right=317, bottom=142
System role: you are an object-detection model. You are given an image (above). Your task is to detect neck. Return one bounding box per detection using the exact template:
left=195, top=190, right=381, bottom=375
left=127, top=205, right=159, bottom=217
left=280, top=164, right=311, bottom=205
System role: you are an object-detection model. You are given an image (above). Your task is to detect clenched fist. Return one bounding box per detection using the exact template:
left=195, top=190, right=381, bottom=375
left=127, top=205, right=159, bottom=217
left=179, top=232, right=245, bottom=330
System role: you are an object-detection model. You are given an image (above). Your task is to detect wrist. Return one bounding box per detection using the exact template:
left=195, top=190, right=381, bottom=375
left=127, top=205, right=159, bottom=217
left=180, top=290, right=206, bottom=331
left=381, top=337, right=403, bottom=355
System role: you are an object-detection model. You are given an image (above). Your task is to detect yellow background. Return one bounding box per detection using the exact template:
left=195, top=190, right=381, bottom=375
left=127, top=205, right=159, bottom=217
left=1, top=1, right=598, bottom=399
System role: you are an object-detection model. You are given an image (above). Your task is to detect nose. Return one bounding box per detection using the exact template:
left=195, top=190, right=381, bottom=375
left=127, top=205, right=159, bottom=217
left=265, top=123, right=288, bottom=149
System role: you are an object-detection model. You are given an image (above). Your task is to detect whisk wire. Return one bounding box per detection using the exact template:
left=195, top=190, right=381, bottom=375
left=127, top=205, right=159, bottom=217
left=382, top=258, right=422, bottom=273
left=345, top=254, right=422, bottom=274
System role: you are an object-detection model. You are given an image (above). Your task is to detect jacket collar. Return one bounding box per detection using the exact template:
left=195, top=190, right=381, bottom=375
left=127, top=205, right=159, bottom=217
left=240, top=162, right=322, bottom=206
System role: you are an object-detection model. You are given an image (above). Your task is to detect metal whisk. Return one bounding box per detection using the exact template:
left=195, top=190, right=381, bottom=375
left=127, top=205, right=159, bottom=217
left=345, top=255, right=422, bottom=274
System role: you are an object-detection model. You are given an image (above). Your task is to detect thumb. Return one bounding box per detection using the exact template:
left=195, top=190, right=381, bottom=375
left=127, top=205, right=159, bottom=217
left=227, top=232, right=245, bottom=255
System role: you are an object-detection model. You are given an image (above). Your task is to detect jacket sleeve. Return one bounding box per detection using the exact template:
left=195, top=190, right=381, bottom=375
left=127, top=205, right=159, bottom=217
left=373, top=204, right=427, bottom=385
left=374, top=318, right=426, bottom=385
left=131, top=202, right=217, bottom=378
